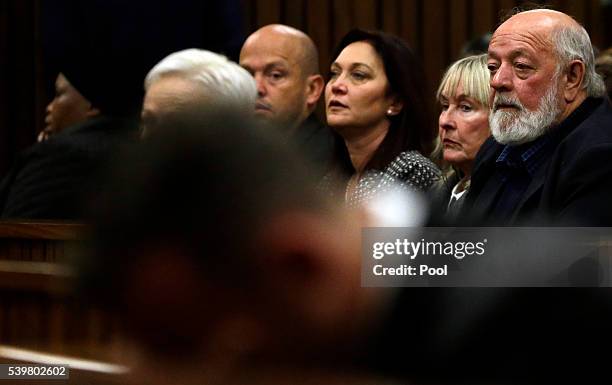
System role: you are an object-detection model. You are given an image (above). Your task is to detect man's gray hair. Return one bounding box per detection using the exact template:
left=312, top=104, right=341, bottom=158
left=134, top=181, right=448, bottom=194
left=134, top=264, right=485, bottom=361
left=145, top=48, right=257, bottom=110
left=552, top=25, right=606, bottom=98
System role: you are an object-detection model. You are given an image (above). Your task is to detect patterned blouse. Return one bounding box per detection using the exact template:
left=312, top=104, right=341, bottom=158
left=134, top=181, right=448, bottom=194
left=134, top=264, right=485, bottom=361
left=319, top=150, right=441, bottom=208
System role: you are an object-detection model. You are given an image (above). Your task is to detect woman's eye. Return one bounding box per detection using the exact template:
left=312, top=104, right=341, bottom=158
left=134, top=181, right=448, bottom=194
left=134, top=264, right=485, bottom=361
left=460, top=104, right=473, bottom=112
left=329, top=70, right=339, bottom=79
left=440, top=103, right=449, bottom=111
left=351, top=72, right=367, bottom=80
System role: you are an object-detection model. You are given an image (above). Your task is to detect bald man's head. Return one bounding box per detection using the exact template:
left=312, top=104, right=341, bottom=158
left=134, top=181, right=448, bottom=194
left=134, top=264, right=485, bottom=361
left=488, top=9, right=605, bottom=145
left=244, top=24, right=319, bottom=76
left=500, top=9, right=604, bottom=97
left=240, top=24, right=324, bottom=131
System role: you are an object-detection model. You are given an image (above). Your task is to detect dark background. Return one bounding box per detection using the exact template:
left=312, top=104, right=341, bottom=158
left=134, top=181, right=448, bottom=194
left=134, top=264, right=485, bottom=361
left=1, top=0, right=610, bottom=178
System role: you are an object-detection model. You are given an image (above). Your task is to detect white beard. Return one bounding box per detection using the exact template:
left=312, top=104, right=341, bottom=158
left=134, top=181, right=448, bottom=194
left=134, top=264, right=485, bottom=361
left=490, top=81, right=562, bottom=146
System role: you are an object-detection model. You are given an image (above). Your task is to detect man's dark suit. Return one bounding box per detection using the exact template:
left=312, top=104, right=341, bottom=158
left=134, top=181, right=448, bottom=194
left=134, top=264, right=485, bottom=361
left=463, top=97, right=612, bottom=225
left=291, top=114, right=336, bottom=179
left=370, top=97, right=612, bottom=384
left=0, top=116, right=138, bottom=219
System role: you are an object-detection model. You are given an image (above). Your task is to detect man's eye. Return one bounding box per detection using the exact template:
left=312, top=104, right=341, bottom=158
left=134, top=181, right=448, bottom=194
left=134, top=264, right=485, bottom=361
left=487, top=63, right=498, bottom=74
left=269, top=72, right=285, bottom=80
left=514, top=62, right=531, bottom=71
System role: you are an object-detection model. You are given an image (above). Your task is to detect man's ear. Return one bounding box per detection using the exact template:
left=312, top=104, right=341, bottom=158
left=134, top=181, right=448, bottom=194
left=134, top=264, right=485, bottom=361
left=252, top=210, right=360, bottom=308
left=305, top=74, right=324, bottom=110
left=255, top=211, right=331, bottom=284
left=563, top=60, right=586, bottom=103
left=85, top=106, right=101, bottom=118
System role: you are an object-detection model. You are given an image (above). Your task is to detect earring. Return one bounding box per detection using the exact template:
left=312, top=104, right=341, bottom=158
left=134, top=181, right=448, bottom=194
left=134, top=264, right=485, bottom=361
left=386, top=108, right=394, bottom=116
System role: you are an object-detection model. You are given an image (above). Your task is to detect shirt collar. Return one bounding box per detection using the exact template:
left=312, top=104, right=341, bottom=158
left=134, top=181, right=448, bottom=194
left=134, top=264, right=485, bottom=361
left=495, top=134, right=552, bottom=176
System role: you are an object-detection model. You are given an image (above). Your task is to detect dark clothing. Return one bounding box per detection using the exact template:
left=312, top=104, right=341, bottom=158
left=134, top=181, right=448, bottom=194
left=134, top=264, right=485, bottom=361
left=388, top=97, right=612, bottom=385
left=0, top=116, right=138, bottom=219
left=428, top=170, right=463, bottom=225
left=462, top=97, right=612, bottom=225
left=360, top=286, right=612, bottom=385
left=291, top=114, right=336, bottom=179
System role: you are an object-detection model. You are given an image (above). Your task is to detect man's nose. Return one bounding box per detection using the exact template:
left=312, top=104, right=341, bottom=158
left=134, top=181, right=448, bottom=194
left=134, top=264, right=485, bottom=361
left=490, top=64, right=513, bottom=92
left=254, top=74, right=266, bottom=97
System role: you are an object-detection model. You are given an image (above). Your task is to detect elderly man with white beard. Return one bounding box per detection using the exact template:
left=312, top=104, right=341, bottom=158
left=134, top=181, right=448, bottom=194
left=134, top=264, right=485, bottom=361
left=460, top=8, right=612, bottom=226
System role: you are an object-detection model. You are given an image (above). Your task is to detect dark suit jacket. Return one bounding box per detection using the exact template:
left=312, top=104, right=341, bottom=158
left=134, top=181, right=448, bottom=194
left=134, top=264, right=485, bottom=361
left=0, top=116, right=138, bottom=219
left=291, top=114, right=336, bottom=179
left=463, top=97, right=612, bottom=225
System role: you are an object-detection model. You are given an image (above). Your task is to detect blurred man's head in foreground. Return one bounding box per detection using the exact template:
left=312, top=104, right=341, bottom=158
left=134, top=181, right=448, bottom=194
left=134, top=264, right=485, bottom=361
left=81, top=109, right=385, bottom=382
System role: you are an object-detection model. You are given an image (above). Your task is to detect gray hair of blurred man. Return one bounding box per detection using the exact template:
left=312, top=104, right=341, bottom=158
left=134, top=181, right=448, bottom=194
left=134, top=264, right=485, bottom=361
left=144, top=48, right=257, bottom=111
left=551, top=19, right=606, bottom=97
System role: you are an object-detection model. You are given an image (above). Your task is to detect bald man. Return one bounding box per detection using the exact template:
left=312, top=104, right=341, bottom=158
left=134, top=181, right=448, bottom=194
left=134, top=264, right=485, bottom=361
left=240, top=24, right=335, bottom=176
left=461, top=8, right=612, bottom=225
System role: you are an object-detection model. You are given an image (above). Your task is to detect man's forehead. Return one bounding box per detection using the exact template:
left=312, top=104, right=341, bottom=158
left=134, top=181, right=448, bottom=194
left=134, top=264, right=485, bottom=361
left=241, top=32, right=304, bottom=63
left=489, top=25, right=554, bottom=57
left=491, top=11, right=557, bottom=48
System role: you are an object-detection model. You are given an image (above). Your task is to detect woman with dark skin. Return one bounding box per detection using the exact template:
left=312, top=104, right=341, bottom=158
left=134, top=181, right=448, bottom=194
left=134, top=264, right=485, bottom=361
left=40, top=73, right=99, bottom=142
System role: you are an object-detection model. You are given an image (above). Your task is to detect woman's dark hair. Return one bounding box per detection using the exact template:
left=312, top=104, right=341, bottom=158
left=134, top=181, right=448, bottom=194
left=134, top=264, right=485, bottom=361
left=329, top=29, right=436, bottom=172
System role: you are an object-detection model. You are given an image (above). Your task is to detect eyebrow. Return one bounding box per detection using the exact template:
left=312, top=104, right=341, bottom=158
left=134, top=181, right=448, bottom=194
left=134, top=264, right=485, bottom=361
left=488, top=48, right=534, bottom=61
left=331, top=62, right=374, bottom=72
left=241, top=60, right=289, bottom=72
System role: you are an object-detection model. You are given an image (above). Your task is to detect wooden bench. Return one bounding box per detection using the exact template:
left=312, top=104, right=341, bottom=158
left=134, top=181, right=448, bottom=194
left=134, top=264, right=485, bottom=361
left=0, top=221, right=118, bottom=356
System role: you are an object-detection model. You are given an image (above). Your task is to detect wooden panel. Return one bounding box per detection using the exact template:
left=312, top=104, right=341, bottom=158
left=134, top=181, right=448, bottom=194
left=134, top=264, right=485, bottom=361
left=353, top=0, right=377, bottom=30
left=0, top=261, right=72, bottom=293
left=423, top=0, right=447, bottom=97
left=565, top=0, right=586, bottom=25
left=256, top=0, right=281, bottom=27
left=398, top=0, right=419, bottom=51
left=285, top=0, right=305, bottom=30
left=472, top=0, right=495, bottom=36
left=450, top=0, right=468, bottom=59
left=0, top=222, right=84, bottom=240
left=307, top=0, right=331, bottom=72
left=381, top=0, right=399, bottom=36
left=497, top=0, right=517, bottom=24
left=587, top=0, right=603, bottom=49
left=242, top=0, right=255, bottom=33
left=332, top=0, right=353, bottom=51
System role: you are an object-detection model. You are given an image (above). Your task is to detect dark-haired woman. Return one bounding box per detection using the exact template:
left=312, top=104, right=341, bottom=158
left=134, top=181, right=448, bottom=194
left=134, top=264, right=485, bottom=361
left=321, top=29, right=440, bottom=207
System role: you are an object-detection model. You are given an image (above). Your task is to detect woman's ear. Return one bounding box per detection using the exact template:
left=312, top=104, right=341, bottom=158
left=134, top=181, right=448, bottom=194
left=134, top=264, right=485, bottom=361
left=386, top=96, right=404, bottom=116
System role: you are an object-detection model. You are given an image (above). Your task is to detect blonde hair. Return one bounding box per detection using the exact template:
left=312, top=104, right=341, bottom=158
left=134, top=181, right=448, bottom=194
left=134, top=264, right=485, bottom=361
left=436, top=54, right=490, bottom=108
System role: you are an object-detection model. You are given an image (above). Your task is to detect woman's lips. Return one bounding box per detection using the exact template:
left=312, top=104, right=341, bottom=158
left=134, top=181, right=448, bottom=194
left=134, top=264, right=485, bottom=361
left=443, top=138, right=461, bottom=147
left=328, top=100, right=348, bottom=109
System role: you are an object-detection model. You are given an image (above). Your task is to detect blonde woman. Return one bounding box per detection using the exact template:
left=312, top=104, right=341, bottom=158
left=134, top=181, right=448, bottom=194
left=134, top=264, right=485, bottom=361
left=434, top=54, right=491, bottom=217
